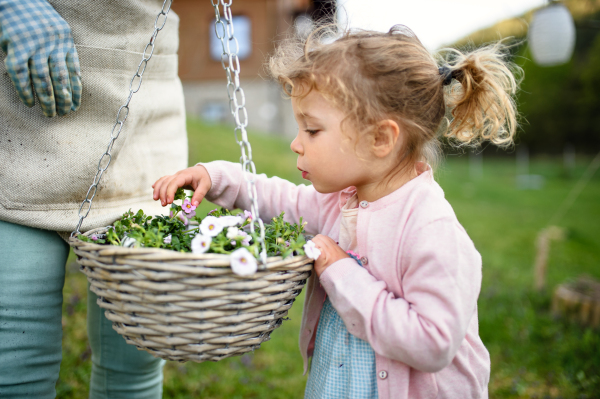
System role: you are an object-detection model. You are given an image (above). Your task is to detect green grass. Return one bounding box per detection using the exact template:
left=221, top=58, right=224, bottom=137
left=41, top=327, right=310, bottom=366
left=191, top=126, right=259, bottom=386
left=59, top=119, right=600, bottom=398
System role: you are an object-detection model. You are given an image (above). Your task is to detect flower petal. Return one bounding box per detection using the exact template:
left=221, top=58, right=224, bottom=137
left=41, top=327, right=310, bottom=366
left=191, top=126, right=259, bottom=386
left=226, top=227, right=240, bottom=239
left=191, top=234, right=211, bottom=254
left=230, top=247, right=258, bottom=276
left=200, top=216, right=223, bottom=236
left=178, top=212, right=189, bottom=226
left=219, top=215, right=243, bottom=227
left=303, top=240, right=321, bottom=260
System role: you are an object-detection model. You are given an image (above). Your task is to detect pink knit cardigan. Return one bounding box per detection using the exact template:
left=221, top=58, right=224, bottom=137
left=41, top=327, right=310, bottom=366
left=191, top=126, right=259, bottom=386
left=202, top=161, right=490, bottom=399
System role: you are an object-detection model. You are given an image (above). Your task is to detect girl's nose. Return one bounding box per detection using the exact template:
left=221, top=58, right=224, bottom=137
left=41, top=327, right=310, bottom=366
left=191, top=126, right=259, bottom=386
left=290, top=134, right=303, bottom=155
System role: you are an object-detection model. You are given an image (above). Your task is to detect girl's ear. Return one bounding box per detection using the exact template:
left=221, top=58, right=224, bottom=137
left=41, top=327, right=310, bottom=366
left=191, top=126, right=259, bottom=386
left=372, top=119, right=401, bottom=158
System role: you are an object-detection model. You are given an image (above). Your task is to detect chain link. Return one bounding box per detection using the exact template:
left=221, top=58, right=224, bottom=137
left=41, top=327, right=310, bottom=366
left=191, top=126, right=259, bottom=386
left=211, top=0, right=267, bottom=264
left=74, top=0, right=267, bottom=265
left=72, top=0, right=173, bottom=236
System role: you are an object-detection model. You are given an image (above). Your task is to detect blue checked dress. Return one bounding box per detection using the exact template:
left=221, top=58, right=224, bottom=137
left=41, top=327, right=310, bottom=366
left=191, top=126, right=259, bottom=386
left=305, top=195, right=378, bottom=399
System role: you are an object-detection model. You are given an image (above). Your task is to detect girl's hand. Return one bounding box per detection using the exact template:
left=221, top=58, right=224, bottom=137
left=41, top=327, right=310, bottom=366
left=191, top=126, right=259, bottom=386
left=311, top=234, right=350, bottom=278
left=152, top=165, right=212, bottom=207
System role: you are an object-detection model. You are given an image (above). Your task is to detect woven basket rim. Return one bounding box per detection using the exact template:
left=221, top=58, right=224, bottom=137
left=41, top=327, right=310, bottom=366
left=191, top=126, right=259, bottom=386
left=69, top=226, right=309, bottom=267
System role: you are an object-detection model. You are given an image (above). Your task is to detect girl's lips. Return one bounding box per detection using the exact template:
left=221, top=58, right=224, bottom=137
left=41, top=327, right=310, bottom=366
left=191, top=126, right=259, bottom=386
left=298, top=167, right=308, bottom=179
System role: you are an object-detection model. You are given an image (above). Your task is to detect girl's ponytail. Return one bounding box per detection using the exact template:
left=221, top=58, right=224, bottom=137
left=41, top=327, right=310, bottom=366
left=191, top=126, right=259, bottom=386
left=440, top=43, right=521, bottom=147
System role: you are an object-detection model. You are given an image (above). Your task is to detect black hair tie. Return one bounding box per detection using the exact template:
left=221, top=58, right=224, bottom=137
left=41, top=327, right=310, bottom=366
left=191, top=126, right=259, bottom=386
left=438, top=66, right=454, bottom=86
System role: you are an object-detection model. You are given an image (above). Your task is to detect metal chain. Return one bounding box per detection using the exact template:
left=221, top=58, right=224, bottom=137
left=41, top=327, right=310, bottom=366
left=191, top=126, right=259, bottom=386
left=211, top=0, right=267, bottom=264
left=72, top=0, right=173, bottom=236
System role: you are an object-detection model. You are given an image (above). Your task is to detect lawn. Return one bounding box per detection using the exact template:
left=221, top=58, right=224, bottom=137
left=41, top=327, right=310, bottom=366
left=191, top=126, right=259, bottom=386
left=58, top=119, right=600, bottom=398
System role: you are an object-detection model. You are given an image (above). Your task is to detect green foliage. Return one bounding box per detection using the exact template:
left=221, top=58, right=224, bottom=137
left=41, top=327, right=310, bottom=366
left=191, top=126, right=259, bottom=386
left=78, top=188, right=306, bottom=258
left=515, top=30, right=600, bottom=154
left=264, top=215, right=307, bottom=259
left=451, top=6, right=600, bottom=154
left=436, top=157, right=600, bottom=398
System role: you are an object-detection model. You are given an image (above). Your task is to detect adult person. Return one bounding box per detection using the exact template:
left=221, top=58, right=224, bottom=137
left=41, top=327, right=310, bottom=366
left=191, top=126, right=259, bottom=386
left=0, top=1, right=188, bottom=398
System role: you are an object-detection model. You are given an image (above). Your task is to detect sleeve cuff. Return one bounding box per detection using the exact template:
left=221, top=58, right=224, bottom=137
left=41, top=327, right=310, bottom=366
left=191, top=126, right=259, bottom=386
left=197, top=161, right=225, bottom=202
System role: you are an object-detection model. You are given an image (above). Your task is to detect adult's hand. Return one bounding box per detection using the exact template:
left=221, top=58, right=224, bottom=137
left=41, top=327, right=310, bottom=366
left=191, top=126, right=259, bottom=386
left=0, top=0, right=81, bottom=117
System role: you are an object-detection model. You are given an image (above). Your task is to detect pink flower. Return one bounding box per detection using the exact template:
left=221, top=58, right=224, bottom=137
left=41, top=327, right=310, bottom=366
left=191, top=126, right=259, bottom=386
left=91, top=234, right=98, bottom=241
left=207, top=208, right=218, bottom=216
left=182, top=199, right=197, bottom=214
left=239, top=231, right=251, bottom=246
left=244, top=210, right=253, bottom=221
left=178, top=212, right=188, bottom=226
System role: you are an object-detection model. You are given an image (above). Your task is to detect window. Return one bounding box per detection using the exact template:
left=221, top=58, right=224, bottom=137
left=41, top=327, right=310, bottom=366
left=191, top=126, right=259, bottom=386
left=209, top=15, right=252, bottom=61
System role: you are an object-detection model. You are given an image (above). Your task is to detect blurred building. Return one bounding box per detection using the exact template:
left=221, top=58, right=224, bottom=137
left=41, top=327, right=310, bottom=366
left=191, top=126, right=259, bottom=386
left=172, top=0, right=335, bottom=137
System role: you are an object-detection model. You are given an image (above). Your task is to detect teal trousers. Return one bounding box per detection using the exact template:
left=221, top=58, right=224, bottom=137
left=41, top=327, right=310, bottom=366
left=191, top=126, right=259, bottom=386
left=0, top=220, right=165, bottom=398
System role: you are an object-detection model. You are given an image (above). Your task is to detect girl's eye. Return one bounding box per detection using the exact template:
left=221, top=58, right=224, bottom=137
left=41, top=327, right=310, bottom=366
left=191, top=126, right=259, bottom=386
left=305, top=129, right=319, bottom=136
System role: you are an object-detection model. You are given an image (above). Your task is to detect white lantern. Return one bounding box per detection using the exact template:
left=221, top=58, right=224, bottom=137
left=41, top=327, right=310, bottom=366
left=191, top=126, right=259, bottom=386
left=528, top=3, right=576, bottom=66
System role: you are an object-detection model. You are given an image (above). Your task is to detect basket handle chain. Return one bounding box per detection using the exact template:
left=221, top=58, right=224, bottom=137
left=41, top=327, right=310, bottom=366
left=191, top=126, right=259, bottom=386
left=73, top=0, right=268, bottom=265
left=72, top=0, right=174, bottom=237
left=211, top=0, right=267, bottom=264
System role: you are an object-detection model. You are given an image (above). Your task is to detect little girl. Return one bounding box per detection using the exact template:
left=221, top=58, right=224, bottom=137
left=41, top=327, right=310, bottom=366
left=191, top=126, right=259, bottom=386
left=153, top=25, right=519, bottom=399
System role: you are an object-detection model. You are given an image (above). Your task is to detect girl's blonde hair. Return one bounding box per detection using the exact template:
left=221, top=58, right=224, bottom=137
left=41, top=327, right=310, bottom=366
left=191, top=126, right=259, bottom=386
left=268, top=24, right=521, bottom=173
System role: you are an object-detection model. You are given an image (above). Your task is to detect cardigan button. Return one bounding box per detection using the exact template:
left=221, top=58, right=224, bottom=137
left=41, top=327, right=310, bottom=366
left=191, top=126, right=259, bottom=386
left=359, top=200, right=369, bottom=208
left=360, top=256, right=368, bottom=265
left=378, top=370, right=388, bottom=379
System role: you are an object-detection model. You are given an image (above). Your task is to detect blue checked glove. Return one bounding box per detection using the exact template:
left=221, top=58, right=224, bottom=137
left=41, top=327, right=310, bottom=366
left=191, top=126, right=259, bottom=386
left=0, top=0, right=81, bottom=117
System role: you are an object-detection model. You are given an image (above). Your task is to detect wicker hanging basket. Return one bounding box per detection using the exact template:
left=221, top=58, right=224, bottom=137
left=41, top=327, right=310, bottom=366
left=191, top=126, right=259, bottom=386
left=68, top=0, right=313, bottom=363
left=71, top=227, right=313, bottom=362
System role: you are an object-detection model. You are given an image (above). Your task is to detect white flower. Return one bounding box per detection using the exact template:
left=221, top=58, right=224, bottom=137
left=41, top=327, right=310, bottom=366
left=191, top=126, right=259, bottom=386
left=200, top=216, right=223, bottom=237
left=191, top=234, right=212, bottom=254
left=230, top=247, right=258, bottom=276
left=230, top=240, right=237, bottom=247
left=226, top=227, right=240, bottom=239
left=226, top=227, right=251, bottom=246
left=122, top=236, right=137, bottom=248
left=219, top=215, right=243, bottom=227
left=303, top=240, right=321, bottom=260
left=238, top=231, right=251, bottom=246
left=163, top=234, right=172, bottom=244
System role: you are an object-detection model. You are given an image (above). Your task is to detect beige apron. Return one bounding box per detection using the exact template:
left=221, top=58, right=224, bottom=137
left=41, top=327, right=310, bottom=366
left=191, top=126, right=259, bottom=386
left=0, top=0, right=188, bottom=232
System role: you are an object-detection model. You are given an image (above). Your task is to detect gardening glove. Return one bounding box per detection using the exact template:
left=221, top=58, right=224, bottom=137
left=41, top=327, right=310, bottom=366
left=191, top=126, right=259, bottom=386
left=0, top=0, right=81, bottom=117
